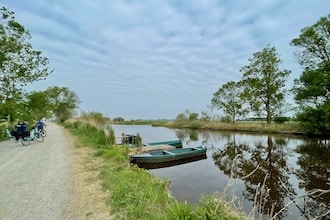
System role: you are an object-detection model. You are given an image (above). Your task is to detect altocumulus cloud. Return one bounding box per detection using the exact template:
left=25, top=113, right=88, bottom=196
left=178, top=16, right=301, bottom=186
left=2, top=0, right=329, bottom=119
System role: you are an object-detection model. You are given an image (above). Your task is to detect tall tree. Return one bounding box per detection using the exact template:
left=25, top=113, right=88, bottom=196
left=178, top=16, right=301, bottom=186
left=0, top=7, right=52, bottom=121
left=290, top=14, right=330, bottom=136
left=240, top=45, right=291, bottom=124
left=211, top=81, right=246, bottom=122
left=26, top=90, right=51, bottom=120
left=46, top=86, right=80, bottom=122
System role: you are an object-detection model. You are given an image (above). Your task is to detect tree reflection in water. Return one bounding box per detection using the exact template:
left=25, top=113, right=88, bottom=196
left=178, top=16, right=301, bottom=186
left=176, top=129, right=199, bottom=142
left=294, top=140, right=330, bottom=218
left=213, top=136, right=296, bottom=219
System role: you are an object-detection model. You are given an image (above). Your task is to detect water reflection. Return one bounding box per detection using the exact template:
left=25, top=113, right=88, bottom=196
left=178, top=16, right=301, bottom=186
left=112, top=125, right=330, bottom=219
left=176, top=129, right=199, bottom=142
left=294, top=140, right=330, bottom=218
left=212, top=136, right=296, bottom=219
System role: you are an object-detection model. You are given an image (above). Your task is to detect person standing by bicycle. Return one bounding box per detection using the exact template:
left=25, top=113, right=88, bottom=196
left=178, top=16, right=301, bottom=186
left=36, top=119, right=45, bottom=132
left=14, top=119, right=27, bottom=141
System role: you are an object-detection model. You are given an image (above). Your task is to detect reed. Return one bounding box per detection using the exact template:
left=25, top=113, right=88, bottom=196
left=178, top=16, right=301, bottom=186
left=164, top=120, right=306, bottom=135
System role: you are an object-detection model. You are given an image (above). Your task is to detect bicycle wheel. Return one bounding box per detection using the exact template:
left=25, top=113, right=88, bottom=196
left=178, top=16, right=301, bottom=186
left=21, top=137, right=31, bottom=146
left=41, top=129, right=47, bottom=137
left=34, top=133, right=44, bottom=142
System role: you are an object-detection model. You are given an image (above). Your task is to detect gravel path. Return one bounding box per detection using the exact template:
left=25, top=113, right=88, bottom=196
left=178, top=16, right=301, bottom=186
left=0, top=122, right=110, bottom=220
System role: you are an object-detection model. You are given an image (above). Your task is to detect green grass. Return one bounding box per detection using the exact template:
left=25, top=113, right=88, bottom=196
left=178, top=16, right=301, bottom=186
left=64, top=119, right=246, bottom=220
left=162, top=120, right=306, bottom=135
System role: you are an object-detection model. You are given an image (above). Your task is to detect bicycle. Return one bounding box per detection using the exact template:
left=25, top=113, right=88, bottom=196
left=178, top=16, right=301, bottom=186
left=4, top=127, right=15, bottom=141
left=19, top=128, right=44, bottom=146
left=37, top=128, right=47, bottom=137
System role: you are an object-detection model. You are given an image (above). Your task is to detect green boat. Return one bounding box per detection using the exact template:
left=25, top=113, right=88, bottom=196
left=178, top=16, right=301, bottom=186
left=131, top=146, right=207, bottom=165
left=121, top=134, right=182, bottom=149
left=144, top=139, right=182, bottom=148
left=136, top=154, right=207, bottom=169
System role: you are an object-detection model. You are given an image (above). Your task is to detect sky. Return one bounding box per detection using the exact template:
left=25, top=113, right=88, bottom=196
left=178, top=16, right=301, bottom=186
left=2, top=1, right=329, bottom=120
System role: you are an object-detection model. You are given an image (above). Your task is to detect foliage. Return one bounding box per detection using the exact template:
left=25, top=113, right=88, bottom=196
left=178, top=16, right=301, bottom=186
left=199, top=110, right=211, bottom=121
left=166, top=195, right=244, bottom=220
left=220, top=115, right=233, bottom=123
left=290, top=14, right=330, bottom=136
left=26, top=90, right=51, bottom=120
left=113, top=117, right=124, bottom=122
left=211, top=81, right=247, bottom=122
left=292, top=61, right=330, bottom=107
left=0, top=7, right=52, bottom=122
left=80, top=111, right=110, bottom=125
left=175, top=109, right=200, bottom=122
left=46, top=86, right=80, bottom=122
left=240, top=44, right=291, bottom=124
left=189, top=112, right=199, bottom=121
left=175, top=113, right=187, bottom=121
left=295, top=103, right=330, bottom=136
left=273, top=116, right=290, bottom=124
left=290, top=14, right=330, bottom=69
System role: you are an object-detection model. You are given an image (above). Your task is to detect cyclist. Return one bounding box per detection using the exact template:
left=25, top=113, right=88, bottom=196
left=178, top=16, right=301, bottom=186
left=36, top=119, right=44, bottom=132
left=14, top=119, right=27, bottom=141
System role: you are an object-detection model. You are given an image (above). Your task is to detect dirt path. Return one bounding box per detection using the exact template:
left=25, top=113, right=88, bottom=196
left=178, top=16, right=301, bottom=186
left=0, top=122, right=111, bottom=219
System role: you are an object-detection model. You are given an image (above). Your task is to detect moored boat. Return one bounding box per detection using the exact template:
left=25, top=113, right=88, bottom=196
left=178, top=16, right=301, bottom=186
left=136, top=154, right=207, bottom=169
left=144, top=139, right=182, bottom=148
left=131, top=146, right=207, bottom=165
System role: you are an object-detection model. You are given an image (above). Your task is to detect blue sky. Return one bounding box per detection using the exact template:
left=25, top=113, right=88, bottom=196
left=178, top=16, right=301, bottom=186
left=2, top=1, right=329, bottom=120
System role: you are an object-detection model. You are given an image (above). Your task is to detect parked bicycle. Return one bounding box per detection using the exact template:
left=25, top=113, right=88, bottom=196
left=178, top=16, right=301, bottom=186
left=4, top=127, right=15, bottom=141
left=36, top=120, right=47, bottom=137
left=20, top=127, right=44, bottom=146
left=37, top=127, right=47, bottom=137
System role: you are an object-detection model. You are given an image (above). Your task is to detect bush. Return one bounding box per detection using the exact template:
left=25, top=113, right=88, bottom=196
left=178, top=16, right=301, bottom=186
left=273, top=116, right=289, bottom=123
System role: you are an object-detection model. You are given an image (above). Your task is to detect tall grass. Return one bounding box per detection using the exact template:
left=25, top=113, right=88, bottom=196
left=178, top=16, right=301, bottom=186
left=164, top=120, right=306, bottom=135
left=64, top=118, right=246, bottom=220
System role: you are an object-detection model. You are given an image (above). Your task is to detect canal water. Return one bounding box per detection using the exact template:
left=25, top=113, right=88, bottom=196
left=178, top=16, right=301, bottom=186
left=112, top=124, right=330, bottom=219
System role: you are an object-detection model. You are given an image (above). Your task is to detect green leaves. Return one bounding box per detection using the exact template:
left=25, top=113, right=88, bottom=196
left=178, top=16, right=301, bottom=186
left=291, top=14, right=330, bottom=69
left=211, top=45, right=290, bottom=124
left=211, top=81, right=246, bottom=122
left=240, top=45, right=290, bottom=124
left=291, top=14, right=330, bottom=136
left=46, top=86, right=81, bottom=122
left=0, top=7, right=53, bottom=121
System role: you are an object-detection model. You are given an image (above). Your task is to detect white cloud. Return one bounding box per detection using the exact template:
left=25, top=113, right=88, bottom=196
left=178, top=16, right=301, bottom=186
left=2, top=0, right=329, bottom=119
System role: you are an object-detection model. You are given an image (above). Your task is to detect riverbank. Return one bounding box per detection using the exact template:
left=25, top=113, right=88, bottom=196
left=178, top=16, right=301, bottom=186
left=115, top=120, right=308, bottom=136
left=64, top=119, right=247, bottom=219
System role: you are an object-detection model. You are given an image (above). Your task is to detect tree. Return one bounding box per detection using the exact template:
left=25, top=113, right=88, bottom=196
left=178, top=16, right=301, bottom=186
left=290, top=14, right=330, bottom=136
left=189, top=112, right=199, bottom=121
left=211, top=81, right=246, bottom=122
left=46, top=86, right=80, bottom=122
left=0, top=7, right=52, bottom=121
left=240, top=45, right=291, bottom=124
left=290, top=15, right=330, bottom=69
left=26, top=90, right=51, bottom=120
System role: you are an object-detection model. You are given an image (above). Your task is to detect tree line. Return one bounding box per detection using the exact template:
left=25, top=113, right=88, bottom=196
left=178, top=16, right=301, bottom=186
left=210, top=14, right=330, bottom=137
left=0, top=7, right=80, bottom=123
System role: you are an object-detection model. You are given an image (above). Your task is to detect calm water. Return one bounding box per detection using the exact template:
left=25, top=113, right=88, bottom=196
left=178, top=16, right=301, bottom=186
left=112, top=125, right=330, bottom=219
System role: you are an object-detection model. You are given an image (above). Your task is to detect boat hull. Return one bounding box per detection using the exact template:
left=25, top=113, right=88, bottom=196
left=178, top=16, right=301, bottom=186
left=137, top=154, right=207, bottom=169
left=131, top=146, right=207, bottom=165
left=144, top=140, right=182, bottom=148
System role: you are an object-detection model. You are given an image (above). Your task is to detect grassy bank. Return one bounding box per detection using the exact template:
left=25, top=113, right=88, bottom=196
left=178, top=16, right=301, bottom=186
left=113, top=120, right=307, bottom=136
left=64, top=119, right=246, bottom=220
left=152, top=120, right=307, bottom=136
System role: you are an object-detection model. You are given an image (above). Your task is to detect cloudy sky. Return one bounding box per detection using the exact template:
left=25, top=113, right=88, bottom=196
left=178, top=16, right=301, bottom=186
left=2, top=1, right=329, bottom=120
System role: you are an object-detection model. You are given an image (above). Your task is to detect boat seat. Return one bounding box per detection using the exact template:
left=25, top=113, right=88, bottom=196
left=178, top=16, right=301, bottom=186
left=163, top=150, right=175, bottom=155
